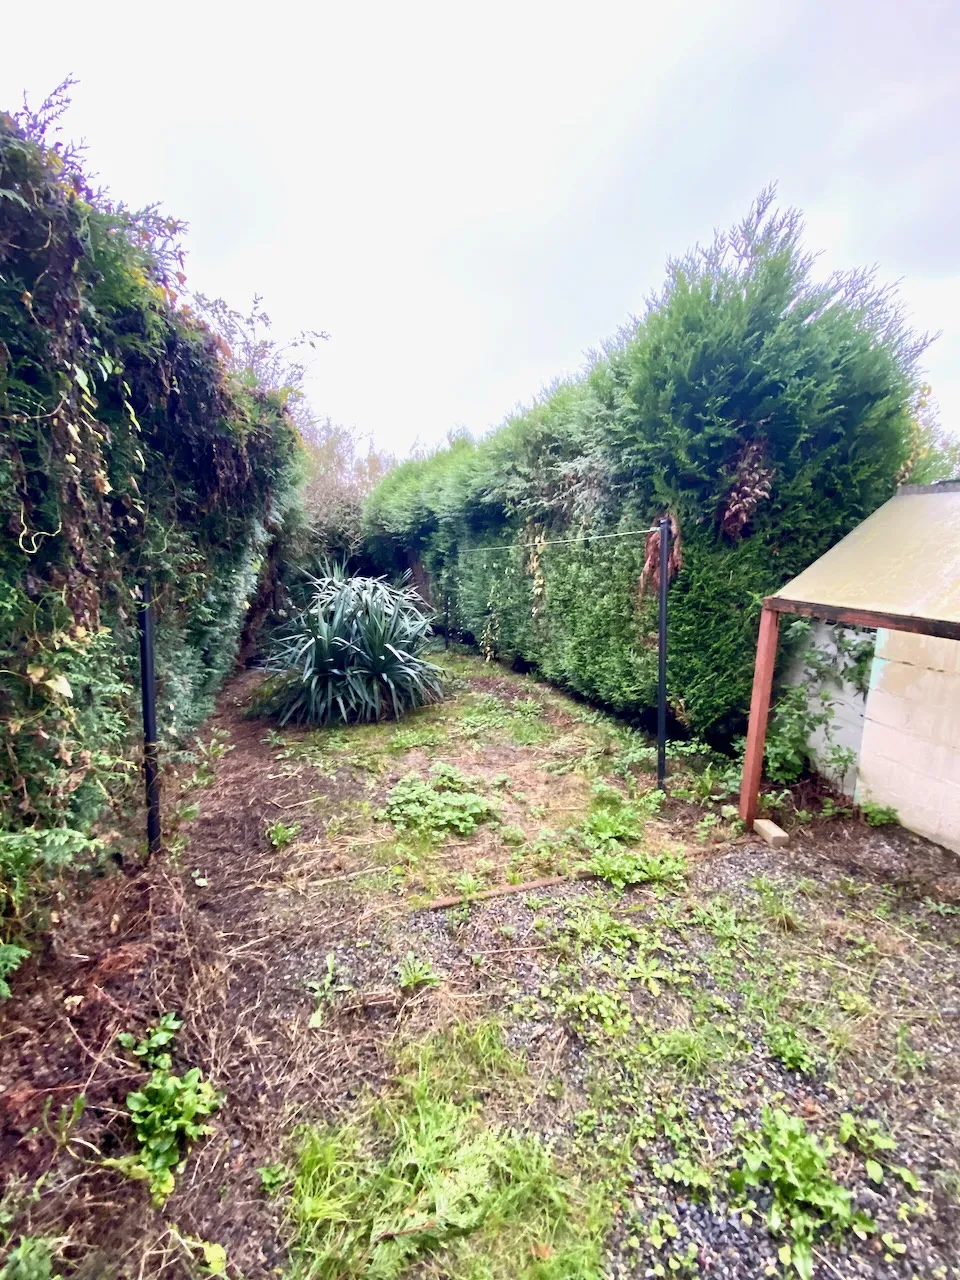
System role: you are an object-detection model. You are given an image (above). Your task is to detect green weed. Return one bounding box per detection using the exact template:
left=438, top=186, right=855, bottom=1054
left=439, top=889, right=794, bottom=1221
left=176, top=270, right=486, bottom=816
left=764, top=1021, right=821, bottom=1075
left=388, top=724, right=445, bottom=753
left=553, top=986, right=632, bottom=1039
left=560, top=907, right=643, bottom=956
left=285, top=1074, right=603, bottom=1278
left=652, top=1027, right=724, bottom=1079
left=752, top=876, right=801, bottom=933
left=258, top=1163, right=290, bottom=1197
left=577, top=782, right=663, bottom=854
left=584, top=846, right=687, bottom=892
left=452, top=871, right=484, bottom=899
left=0, top=1236, right=63, bottom=1280
left=266, top=819, right=300, bottom=849
left=729, top=1107, right=873, bottom=1280
left=860, top=801, right=898, bottom=827
left=107, top=1014, right=220, bottom=1203
left=0, top=942, right=30, bottom=1001
left=306, top=953, right=341, bottom=1029
left=690, top=897, right=754, bottom=950
left=378, top=765, right=498, bottom=838
left=396, top=952, right=440, bottom=991
left=406, top=1018, right=525, bottom=1103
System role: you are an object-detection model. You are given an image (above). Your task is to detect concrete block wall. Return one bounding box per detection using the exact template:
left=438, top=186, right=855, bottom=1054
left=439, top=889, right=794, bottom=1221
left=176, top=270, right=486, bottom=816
left=786, top=621, right=867, bottom=796
left=855, top=630, right=960, bottom=854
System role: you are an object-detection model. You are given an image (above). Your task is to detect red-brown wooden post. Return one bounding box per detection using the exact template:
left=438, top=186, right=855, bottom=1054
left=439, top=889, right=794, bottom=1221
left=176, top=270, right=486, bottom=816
left=739, top=603, right=780, bottom=826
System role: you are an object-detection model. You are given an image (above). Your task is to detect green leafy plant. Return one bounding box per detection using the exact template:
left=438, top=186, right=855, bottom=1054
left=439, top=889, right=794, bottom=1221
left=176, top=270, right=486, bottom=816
left=553, top=986, right=631, bottom=1039
left=256, top=571, right=445, bottom=726
left=694, top=812, right=722, bottom=842
left=628, top=952, right=673, bottom=997
left=764, top=1021, right=820, bottom=1075
left=396, top=952, right=440, bottom=991
left=820, top=797, right=852, bottom=819
left=859, top=801, right=898, bottom=827
left=109, top=1014, right=220, bottom=1203
left=560, top=907, right=643, bottom=956
left=258, top=1162, right=291, bottom=1197
left=837, top=1112, right=896, bottom=1184
left=765, top=687, right=833, bottom=784
left=729, top=1107, right=873, bottom=1279
left=307, top=953, right=341, bottom=1028
left=266, top=819, right=301, bottom=849
left=584, top=845, right=687, bottom=892
left=452, top=871, right=483, bottom=899
left=116, top=1012, right=183, bottom=1066
left=0, top=942, right=30, bottom=1001
left=652, top=1027, right=724, bottom=1079
left=0, top=1236, right=63, bottom=1280
left=378, top=765, right=497, bottom=838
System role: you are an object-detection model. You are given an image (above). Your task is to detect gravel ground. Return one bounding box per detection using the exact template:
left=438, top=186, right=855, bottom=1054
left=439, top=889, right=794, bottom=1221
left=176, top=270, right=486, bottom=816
left=4, top=654, right=959, bottom=1279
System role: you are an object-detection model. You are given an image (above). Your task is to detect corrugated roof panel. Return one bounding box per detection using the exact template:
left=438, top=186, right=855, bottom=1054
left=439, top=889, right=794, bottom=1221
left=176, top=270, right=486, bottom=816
left=771, top=485, right=960, bottom=625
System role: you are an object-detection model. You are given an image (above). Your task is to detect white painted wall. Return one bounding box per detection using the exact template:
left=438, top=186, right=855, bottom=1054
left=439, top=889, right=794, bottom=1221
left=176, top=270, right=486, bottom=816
left=786, top=621, right=868, bottom=796
left=787, top=625, right=960, bottom=851
left=855, top=631, right=960, bottom=854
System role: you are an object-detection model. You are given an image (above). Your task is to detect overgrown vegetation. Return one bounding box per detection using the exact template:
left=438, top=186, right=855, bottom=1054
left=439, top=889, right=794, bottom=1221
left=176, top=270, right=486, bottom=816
left=377, top=763, right=498, bottom=838
left=365, top=190, right=928, bottom=745
left=0, top=88, right=300, bottom=978
left=286, top=1063, right=603, bottom=1279
left=3, top=648, right=956, bottom=1279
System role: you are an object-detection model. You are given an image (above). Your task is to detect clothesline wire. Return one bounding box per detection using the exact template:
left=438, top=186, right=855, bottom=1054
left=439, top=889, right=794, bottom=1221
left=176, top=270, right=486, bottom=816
left=453, top=526, right=661, bottom=557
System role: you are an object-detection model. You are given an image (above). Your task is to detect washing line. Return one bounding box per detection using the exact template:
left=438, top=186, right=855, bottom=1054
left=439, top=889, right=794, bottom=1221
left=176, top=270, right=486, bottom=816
left=454, top=526, right=660, bottom=556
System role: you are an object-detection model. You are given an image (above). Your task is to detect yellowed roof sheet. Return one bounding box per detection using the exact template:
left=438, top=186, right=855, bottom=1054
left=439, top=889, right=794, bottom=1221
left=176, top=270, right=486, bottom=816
left=771, top=484, right=960, bottom=625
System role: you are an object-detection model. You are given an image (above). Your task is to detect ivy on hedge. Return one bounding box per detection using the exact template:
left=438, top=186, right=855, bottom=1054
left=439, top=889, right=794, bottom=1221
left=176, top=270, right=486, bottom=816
left=0, top=107, right=300, bottom=912
left=364, top=192, right=924, bottom=740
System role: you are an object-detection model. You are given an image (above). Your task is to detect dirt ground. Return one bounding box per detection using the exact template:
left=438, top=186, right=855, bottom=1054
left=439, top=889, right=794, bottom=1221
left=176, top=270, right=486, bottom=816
left=2, top=650, right=960, bottom=1279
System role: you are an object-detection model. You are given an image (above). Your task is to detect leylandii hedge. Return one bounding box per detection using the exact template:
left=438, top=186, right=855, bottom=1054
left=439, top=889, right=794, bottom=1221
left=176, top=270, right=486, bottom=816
left=365, top=193, right=925, bottom=739
left=0, top=103, right=300, bottom=864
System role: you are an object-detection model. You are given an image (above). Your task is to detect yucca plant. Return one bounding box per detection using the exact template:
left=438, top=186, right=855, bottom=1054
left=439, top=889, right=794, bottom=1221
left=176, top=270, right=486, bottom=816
left=256, top=569, right=445, bottom=726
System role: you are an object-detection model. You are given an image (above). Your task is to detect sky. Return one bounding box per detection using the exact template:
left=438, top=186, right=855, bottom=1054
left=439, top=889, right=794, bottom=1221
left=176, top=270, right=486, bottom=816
left=3, top=0, right=958, bottom=457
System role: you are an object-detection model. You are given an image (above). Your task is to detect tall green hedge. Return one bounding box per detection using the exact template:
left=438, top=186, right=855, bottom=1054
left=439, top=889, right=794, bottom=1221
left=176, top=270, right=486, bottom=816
left=365, top=194, right=923, bottom=739
left=0, top=109, right=300, bottom=849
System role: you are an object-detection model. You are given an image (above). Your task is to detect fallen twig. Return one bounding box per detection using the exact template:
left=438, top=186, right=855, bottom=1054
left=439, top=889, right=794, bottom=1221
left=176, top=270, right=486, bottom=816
left=469, top=944, right=550, bottom=958
left=421, top=870, right=592, bottom=912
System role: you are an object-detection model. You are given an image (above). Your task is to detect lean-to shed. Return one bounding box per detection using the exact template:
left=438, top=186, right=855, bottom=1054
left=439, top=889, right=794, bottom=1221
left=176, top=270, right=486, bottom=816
left=738, top=482, right=960, bottom=852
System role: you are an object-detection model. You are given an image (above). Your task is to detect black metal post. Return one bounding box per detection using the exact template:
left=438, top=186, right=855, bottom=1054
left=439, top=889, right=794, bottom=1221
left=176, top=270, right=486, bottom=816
left=137, top=575, right=162, bottom=858
left=657, top=517, right=670, bottom=791
left=444, top=592, right=450, bottom=650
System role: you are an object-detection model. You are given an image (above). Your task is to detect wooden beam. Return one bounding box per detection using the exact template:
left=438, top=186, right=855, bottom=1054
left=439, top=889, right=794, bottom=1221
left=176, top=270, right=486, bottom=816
left=739, top=604, right=780, bottom=826
left=766, top=596, right=960, bottom=642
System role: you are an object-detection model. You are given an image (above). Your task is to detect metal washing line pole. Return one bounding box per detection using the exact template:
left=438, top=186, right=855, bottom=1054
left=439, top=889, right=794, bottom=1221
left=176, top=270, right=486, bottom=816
left=137, top=575, right=162, bottom=858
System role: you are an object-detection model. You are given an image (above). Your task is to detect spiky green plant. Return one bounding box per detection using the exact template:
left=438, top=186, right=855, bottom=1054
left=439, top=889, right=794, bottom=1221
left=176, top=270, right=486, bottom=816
left=256, top=571, right=445, bottom=726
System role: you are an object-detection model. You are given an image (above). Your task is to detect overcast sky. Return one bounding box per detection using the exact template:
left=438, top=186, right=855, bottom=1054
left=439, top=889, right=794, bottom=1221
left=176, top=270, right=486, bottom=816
left=4, top=0, right=958, bottom=455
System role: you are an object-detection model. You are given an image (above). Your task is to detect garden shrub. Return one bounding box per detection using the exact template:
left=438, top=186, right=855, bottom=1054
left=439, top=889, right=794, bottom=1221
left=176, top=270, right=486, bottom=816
left=255, top=568, right=444, bottom=725
left=0, top=92, right=300, bottom=979
left=364, top=191, right=924, bottom=745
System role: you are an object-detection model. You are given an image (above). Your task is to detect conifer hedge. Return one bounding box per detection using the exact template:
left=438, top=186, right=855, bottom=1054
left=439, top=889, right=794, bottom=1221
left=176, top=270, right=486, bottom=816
left=365, top=194, right=924, bottom=739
